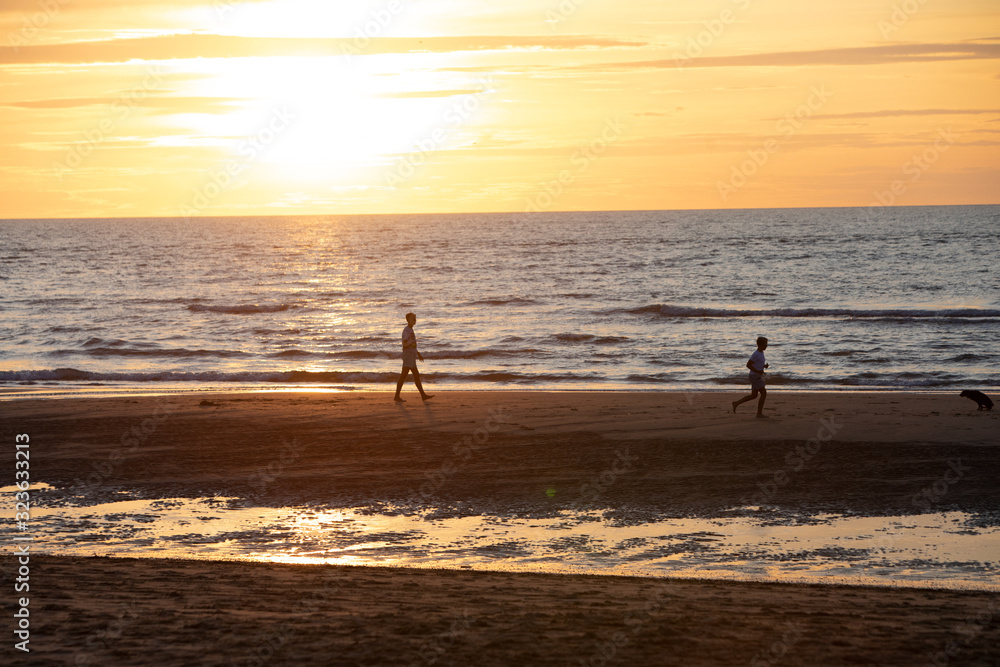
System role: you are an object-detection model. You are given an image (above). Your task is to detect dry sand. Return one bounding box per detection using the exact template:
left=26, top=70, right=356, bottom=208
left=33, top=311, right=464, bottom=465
left=5, top=554, right=998, bottom=667
left=2, top=390, right=999, bottom=665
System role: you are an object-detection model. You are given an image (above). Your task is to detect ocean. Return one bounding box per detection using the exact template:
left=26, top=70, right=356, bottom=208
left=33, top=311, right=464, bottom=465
left=1, top=205, right=998, bottom=395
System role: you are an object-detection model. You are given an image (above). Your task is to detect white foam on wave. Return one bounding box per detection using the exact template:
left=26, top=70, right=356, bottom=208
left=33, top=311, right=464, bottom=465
left=628, top=304, right=1000, bottom=319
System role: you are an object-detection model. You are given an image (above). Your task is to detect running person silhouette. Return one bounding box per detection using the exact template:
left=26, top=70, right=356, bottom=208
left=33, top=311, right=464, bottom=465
left=732, top=336, right=769, bottom=418
left=394, top=312, right=433, bottom=402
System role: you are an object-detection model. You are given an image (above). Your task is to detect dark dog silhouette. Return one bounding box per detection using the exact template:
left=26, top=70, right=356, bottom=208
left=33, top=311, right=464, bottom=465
left=960, top=390, right=994, bottom=411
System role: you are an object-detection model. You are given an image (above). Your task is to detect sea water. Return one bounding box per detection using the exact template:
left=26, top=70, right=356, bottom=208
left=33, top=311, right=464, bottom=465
left=1, top=206, right=998, bottom=393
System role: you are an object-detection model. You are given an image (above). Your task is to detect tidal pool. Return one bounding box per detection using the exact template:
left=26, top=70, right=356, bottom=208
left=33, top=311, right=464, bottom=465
left=3, top=489, right=997, bottom=590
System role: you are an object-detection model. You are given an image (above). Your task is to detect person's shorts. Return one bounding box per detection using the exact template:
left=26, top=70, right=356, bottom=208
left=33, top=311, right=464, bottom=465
left=402, top=350, right=417, bottom=369
left=749, top=372, right=765, bottom=391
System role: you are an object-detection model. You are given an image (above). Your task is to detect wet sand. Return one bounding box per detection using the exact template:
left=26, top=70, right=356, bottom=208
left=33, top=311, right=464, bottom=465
left=3, top=390, right=999, bottom=664
left=8, top=390, right=999, bottom=516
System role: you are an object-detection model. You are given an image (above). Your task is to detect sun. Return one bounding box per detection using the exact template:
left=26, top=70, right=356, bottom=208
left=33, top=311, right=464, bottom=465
left=171, top=52, right=476, bottom=188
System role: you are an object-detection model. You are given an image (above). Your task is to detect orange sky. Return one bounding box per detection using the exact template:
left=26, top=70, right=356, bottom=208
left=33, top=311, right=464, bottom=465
left=0, top=0, right=997, bottom=218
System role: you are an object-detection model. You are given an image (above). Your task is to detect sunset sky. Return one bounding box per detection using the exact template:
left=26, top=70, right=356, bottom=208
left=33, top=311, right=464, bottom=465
left=1, top=0, right=997, bottom=218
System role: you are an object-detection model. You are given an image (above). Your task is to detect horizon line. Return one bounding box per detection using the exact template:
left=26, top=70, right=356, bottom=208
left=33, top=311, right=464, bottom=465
left=2, top=202, right=999, bottom=222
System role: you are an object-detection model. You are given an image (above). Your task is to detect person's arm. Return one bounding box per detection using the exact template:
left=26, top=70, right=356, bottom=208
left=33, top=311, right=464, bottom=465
left=407, top=331, right=423, bottom=361
left=747, top=358, right=766, bottom=374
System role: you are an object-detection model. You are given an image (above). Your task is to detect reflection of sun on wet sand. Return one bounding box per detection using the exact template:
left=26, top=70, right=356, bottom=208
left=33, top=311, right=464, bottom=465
left=5, top=390, right=999, bottom=664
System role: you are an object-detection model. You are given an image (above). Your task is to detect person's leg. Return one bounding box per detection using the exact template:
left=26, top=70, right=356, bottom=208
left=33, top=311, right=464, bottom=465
left=411, top=367, right=433, bottom=400
left=733, top=389, right=758, bottom=412
left=756, top=387, right=767, bottom=417
left=394, top=367, right=411, bottom=401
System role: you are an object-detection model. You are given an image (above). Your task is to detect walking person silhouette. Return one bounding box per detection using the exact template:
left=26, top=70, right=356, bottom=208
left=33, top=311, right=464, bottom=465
left=394, top=312, right=433, bottom=402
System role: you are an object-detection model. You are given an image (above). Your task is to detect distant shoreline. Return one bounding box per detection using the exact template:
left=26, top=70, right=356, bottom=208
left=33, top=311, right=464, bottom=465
left=0, top=385, right=984, bottom=401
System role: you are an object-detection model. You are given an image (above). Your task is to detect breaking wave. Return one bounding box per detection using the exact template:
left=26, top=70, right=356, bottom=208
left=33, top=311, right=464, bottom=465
left=620, top=304, right=1000, bottom=320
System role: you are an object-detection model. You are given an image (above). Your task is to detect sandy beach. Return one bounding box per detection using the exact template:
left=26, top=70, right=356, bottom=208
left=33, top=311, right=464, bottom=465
left=3, top=390, right=999, bottom=664
left=7, top=390, right=998, bottom=513
left=3, top=554, right=997, bottom=667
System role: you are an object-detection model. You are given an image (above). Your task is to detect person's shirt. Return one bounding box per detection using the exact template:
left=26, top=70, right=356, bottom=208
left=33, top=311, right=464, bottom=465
left=402, top=325, right=416, bottom=350
left=748, top=349, right=766, bottom=375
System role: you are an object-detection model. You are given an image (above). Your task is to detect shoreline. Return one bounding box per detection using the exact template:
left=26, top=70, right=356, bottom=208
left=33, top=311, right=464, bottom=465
left=8, top=389, right=997, bottom=496
left=26, top=550, right=999, bottom=594
left=0, top=384, right=988, bottom=401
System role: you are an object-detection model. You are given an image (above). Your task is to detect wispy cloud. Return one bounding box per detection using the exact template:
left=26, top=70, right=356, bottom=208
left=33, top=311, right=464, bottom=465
left=804, top=108, right=1000, bottom=120
left=376, top=89, right=490, bottom=99
left=583, top=42, right=1000, bottom=70
left=0, top=0, right=277, bottom=12
left=1, top=96, right=243, bottom=114
left=0, top=33, right=646, bottom=64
